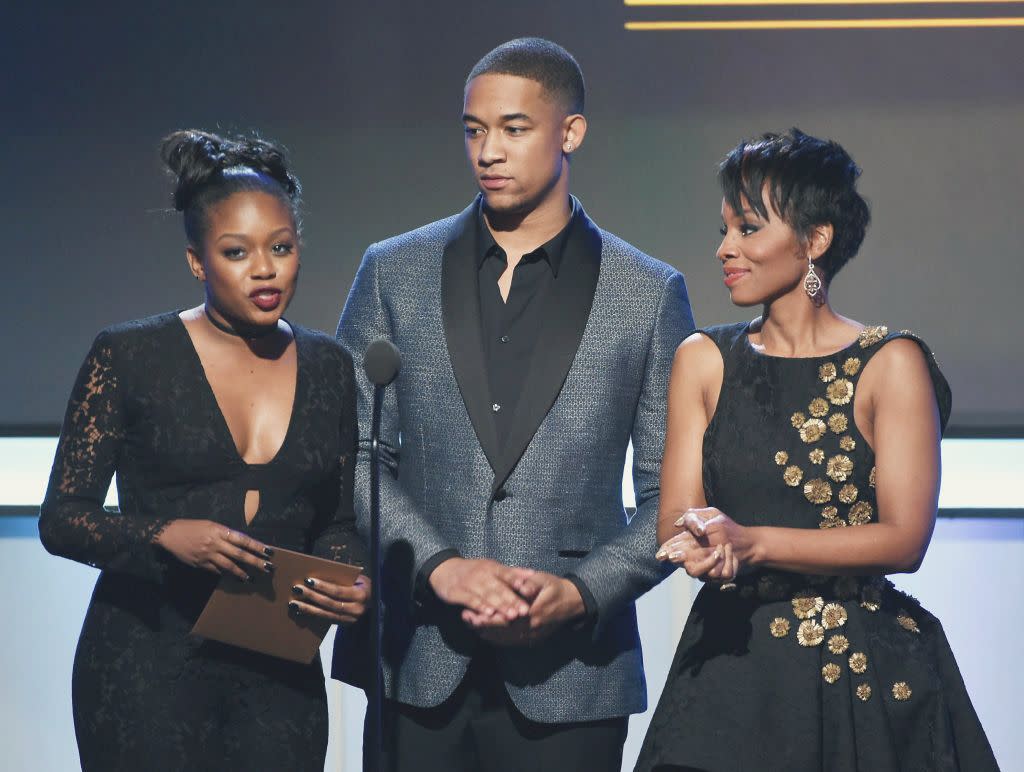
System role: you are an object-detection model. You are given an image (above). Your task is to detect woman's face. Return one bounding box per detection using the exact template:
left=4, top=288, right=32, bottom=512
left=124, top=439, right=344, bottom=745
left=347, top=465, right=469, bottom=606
left=188, top=191, right=299, bottom=327
left=715, top=194, right=809, bottom=308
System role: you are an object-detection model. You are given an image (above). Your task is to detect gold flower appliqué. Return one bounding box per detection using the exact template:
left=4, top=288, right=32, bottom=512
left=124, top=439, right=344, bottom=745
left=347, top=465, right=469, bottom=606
left=792, top=591, right=825, bottom=619
left=826, top=379, right=854, bottom=405
left=838, top=484, right=858, bottom=504
left=859, top=325, right=889, bottom=348
left=804, top=479, right=833, bottom=504
left=828, top=413, right=849, bottom=434
left=800, top=419, right=827, bottom=444
left=892, top=681, right=912, bottom=701
left=822, top=663, right=842, bottom=684
left=797, top=620, right=825, bottom=647
left=821, top=603, right=848, bottom=629
left=826, top=454, right=854, bottom=482
left=828, top=634, right=850, bottom=654
left=849, top=652, right=868, bottom=674
left=848, top=501, right=873, bottom=525
left=809, top=398, right=829, bottom=418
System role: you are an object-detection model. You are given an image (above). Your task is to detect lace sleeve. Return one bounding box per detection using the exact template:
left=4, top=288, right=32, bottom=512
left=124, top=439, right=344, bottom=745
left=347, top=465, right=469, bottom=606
left=38, top=330, right=171, bottom=581
left=310, top=351, right=368, bottom=568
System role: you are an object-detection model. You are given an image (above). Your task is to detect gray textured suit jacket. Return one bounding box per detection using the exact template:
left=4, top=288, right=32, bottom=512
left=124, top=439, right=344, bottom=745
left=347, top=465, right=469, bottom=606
left=332, top=196, right=695, bottom=723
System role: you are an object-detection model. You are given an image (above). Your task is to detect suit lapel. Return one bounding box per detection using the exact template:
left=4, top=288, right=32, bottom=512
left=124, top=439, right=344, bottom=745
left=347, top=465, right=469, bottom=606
left=441, top=197, right=502, bottom=471
left=492, top=201, right=603, bottom=492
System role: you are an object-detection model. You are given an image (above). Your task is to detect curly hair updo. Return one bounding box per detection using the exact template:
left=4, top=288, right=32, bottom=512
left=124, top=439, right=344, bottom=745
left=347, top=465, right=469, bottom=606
left=161, top=129, right=302, bottom=247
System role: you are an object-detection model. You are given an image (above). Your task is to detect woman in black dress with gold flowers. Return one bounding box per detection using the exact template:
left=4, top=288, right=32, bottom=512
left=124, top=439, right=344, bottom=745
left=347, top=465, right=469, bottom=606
left=635, top=130, right=997, bottom=771
left=39, top=130, right=369, bottom=770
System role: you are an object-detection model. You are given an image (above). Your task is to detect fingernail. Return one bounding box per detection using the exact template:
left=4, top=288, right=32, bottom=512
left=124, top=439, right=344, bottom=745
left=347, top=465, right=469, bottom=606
left=305, top=577, right=316, bottom=588
left=263, top=547, right=274, bottom=557
left=263, top=561, right=274, bottom=573
left=288, top=601, right=302, bottom=615
left=655, top=548, right=667, bottom=559
left=291, top=585, right=303, bottom=597
left=674, top=517, right=685, bottom=527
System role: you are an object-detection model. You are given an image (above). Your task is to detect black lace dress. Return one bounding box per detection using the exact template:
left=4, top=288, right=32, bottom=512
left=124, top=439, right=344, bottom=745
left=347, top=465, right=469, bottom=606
left=635, top=322, right=998, bottom=772
left=39, top=312, right=367, bottom=771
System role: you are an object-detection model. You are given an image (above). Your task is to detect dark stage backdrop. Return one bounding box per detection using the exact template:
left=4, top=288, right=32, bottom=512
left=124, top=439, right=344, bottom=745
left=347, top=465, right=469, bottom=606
left=5, top=2, right=1023, bottom=430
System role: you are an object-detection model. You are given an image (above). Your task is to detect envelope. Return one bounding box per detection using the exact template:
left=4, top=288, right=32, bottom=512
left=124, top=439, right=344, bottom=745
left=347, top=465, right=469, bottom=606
left=191, top=546, right=363, bottom=664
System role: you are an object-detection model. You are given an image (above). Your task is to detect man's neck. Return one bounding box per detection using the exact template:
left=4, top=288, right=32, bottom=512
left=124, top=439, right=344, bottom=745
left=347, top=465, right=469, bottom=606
left=484, top=189, right=572, bottom=261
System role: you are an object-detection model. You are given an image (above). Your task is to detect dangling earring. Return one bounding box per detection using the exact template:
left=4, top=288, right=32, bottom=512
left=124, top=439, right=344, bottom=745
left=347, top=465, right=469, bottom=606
left=804, top=257, right=824, bottom=305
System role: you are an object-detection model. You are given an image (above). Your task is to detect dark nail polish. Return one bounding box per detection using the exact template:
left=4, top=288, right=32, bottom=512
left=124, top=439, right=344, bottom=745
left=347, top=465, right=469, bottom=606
left=263, top=561, right=274, bottom=573
left=304, top=577, right=316, bottom=588
left=288, top=601, right=302, bottom=615
left=263, top=547, right=274, bottom=558
left=291, top=585, right=303, bottom=596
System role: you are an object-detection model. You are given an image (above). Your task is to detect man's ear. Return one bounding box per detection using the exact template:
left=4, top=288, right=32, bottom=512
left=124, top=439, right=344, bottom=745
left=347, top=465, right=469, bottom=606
left=563, top=114, right=588, bottom=154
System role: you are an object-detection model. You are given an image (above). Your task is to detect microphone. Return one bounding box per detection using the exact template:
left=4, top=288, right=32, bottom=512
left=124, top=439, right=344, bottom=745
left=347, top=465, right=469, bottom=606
left=364, top=339, right=400, bottom=387
left=362, top=337, right=400, bottom=772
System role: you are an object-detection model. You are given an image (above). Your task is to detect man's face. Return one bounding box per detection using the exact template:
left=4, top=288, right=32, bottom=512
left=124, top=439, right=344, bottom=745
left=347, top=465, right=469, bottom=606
left=462, top=73, right=568, bottom=216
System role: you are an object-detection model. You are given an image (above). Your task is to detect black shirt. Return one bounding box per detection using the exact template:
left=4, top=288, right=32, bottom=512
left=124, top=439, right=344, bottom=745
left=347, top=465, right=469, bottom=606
left=476, top=202, right=576, bottom=449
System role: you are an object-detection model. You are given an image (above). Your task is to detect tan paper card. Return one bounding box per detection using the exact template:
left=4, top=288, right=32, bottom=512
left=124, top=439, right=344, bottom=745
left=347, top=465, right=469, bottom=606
left=191, top=546, right=363, bottom=664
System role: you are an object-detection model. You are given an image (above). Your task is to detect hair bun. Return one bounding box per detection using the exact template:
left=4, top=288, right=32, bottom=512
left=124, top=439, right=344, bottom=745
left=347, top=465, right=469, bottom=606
left=160, top=129, right=300, bottom=212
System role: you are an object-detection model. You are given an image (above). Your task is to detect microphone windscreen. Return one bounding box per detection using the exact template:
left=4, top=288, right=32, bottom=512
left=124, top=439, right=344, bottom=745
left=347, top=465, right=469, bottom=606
left=364, top=339, right=401, bottom=386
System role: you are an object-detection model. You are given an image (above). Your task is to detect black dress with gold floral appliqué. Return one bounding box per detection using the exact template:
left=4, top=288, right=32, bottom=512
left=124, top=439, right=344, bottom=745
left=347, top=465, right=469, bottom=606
left=39, top=312, right=367, bottom=772
left=635, top=322, right=998, bottom=772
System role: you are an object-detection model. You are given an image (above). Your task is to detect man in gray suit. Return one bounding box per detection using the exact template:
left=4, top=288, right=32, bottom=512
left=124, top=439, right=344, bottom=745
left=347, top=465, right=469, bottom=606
left=334, top=37, right=694, bottom=770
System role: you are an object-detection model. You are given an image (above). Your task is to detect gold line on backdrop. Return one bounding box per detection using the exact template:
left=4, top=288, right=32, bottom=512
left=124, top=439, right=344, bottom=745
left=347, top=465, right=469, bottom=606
left=625, top=0, right=1024, bottom=29
left=625, top=16, right=1024, bottom=27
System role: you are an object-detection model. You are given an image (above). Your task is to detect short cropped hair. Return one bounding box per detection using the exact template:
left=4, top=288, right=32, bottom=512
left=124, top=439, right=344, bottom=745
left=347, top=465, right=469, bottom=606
left=466, top=37, right=585, bottom=115
left=718, top=128, right=871, bottom=282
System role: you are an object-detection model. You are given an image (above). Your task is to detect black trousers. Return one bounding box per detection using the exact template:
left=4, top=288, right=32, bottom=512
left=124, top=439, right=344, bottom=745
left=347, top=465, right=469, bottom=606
left=369, top=650, right=628, bottom=772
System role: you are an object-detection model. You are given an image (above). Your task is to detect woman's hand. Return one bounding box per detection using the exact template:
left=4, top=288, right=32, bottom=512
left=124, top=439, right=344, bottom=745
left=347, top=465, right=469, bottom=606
left=289, top=575, right=371, bottom=625
left=155, top=519, right=272, bottom=580
left=657, top=507, right=758, bottom=582
left=656, top=528, right=725, bottom=579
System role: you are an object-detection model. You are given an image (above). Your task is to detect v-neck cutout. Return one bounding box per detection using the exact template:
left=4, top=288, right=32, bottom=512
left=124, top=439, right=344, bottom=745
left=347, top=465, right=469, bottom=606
left=174, top=314, right=302, bottom=467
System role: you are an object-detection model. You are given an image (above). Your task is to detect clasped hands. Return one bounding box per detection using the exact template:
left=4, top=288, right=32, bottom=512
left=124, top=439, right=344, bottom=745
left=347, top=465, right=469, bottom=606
left=655, top=507, right=756, bottom=583
left=429, top=557, right=586, bottom=646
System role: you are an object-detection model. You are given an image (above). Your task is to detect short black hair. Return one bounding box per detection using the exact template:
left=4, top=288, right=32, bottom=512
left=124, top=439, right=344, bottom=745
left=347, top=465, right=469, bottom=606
left=719, top=128, right=870, bottom=282
left=160, top=129, right=302, bottom=246
left=466, top=37, right=585, bottom=115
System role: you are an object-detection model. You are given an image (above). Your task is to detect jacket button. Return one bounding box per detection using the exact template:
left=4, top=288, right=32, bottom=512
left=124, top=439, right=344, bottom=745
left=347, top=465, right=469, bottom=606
left=493, top=488, right=509, bottom=502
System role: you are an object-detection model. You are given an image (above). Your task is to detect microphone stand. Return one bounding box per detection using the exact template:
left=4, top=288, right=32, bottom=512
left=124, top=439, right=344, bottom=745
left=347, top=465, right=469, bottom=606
left=362, top=338, right=399, bottom=772
left=367, top=382, right=384, bottom=772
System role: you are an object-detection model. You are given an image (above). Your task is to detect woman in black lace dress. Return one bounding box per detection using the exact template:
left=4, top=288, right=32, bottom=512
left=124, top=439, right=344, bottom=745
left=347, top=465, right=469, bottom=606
left=39, top=130, right=369, bottom=770
left=635, top=130, right=998, bottom=770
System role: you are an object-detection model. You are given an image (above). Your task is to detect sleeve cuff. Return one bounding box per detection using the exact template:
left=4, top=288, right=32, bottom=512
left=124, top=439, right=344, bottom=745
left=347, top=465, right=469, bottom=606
left=564, top=573, right=598, bottom=625
left=414, top=548, right=461, bottom=603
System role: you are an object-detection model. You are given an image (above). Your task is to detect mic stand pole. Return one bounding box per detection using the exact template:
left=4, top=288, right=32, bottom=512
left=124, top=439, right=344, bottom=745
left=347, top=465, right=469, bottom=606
left=367, top=384, right=384, bottom=772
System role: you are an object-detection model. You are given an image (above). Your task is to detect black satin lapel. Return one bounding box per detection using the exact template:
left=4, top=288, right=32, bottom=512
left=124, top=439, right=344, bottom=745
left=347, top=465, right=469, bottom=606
left=441, top=198, right=501, bottom=471
left=492, top=208, right=603, bottom=492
